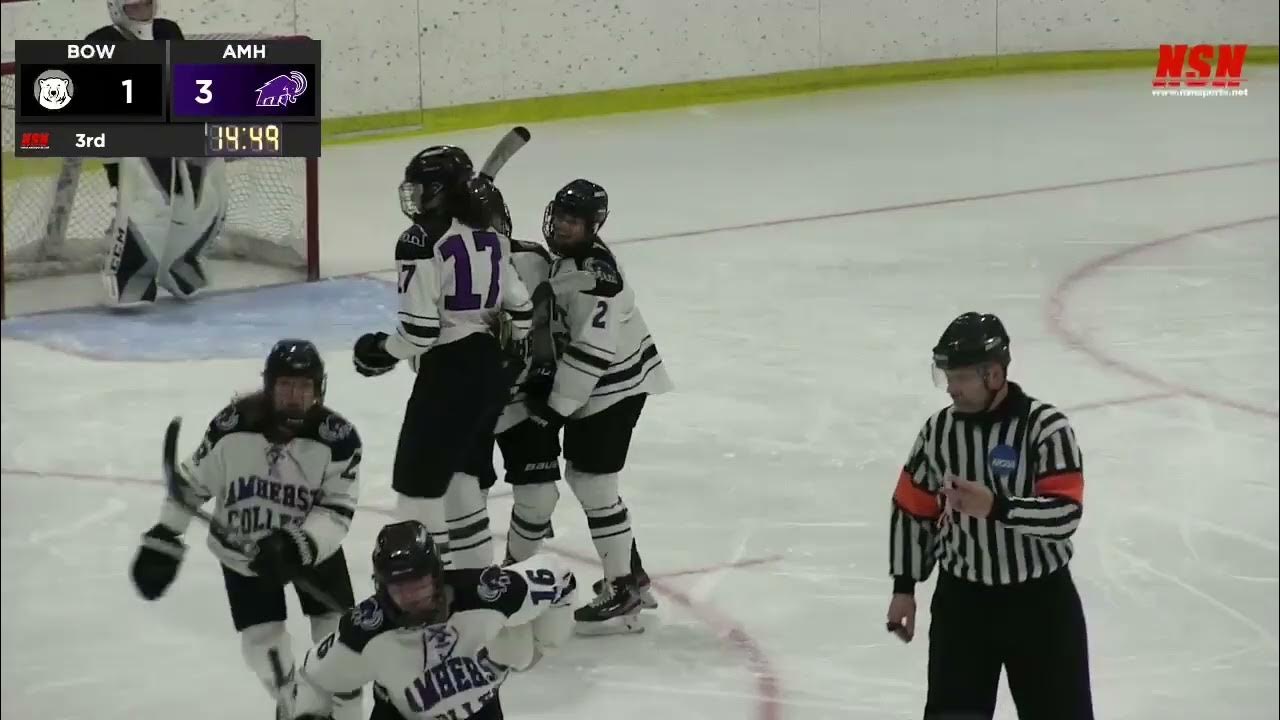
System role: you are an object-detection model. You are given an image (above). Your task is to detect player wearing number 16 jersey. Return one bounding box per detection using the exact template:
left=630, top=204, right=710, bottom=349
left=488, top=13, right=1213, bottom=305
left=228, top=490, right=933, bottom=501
left=353, top=146, right=532, bottom=573
left=291, top=521, right=577, bottom=720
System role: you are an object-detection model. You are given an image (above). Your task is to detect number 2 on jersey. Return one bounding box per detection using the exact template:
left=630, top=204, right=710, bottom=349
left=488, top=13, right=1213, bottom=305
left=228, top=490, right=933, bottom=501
left=441, top=231, right=503, bottom=311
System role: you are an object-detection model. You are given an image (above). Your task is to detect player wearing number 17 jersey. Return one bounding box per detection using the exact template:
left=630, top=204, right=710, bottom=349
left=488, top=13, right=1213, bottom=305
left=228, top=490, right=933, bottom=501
left=352, top=146, right=532, bottom=572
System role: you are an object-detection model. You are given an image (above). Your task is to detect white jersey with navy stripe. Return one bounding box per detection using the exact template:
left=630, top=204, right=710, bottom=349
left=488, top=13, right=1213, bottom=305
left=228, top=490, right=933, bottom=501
left=160, top=396, right=362, bottom=576
left=384, top=217, right=532, bottom=362
left=293, top=556, right=577, bottom=720
left=545, top=239, right=673, bottom=419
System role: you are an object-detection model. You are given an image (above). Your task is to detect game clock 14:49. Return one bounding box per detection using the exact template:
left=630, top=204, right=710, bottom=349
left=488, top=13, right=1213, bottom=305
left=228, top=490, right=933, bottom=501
left=206, top=123, right=283, bottom=157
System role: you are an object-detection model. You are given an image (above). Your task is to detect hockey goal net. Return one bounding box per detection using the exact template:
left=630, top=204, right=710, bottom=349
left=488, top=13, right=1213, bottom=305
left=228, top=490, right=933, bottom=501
left=1, top=34, right=319, bottom=316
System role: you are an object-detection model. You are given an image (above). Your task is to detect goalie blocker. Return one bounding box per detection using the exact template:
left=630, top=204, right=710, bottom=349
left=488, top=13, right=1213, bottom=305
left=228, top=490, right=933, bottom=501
left=103, top=156, right=228, bottom=306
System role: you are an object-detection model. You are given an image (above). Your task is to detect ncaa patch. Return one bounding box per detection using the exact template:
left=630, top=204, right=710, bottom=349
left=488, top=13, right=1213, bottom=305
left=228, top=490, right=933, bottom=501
left=988, top=444, right=1019, bottom=479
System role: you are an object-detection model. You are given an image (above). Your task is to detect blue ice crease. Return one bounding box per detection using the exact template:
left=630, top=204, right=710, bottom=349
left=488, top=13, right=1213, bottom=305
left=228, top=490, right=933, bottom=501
left=1, top=277, right=400, bottom=361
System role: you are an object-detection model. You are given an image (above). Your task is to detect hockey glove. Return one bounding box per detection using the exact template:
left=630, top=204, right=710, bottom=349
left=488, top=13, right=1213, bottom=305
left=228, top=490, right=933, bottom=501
left=525, top=396, right=566, bottom=432
left=130, top=524, right=185, bottom=601
left=353, top=332, right=398, bottom=377
left=249, top=528, right=317, bottom=584
left=521, top=363, right=555, bottom=401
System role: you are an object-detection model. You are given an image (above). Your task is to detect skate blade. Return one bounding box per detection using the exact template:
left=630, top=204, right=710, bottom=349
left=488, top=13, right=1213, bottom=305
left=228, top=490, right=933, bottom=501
left=574, top=613, right=645, bottom=636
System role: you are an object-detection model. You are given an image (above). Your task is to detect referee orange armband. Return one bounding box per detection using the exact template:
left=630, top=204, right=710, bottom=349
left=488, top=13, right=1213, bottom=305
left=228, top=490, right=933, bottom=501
left=1034, top=471, right=1084, bottom=504
left=893, top=470, right=941, bottom=519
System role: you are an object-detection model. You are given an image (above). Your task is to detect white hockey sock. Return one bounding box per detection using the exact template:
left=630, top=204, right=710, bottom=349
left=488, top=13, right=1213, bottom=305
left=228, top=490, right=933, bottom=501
left=507, top=483, right=560, bottom=563
left=566, top=465, right=633, bottom=579
left=239, top=621, right=294, bottom=702
left=444, top=473, right=493, bottom=569
left=395, top=494, right=450, bottom=563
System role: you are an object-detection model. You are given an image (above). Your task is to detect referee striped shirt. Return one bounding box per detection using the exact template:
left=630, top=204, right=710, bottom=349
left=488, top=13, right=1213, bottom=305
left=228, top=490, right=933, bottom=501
left=889, top=382, right=1085, bottom=590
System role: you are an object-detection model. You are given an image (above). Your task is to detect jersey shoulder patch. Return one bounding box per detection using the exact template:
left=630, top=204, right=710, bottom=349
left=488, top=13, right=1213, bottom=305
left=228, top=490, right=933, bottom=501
left=444, top=566, right=526, bottom=618
left=299, top=406, right=362, bottom=462
left=395, top=221, right=445, bottom=261
left=203, top=397, right=259, bottom=444
left=576, top=242, right=623, bottom=297
left=511, top=238, right=553, bottom=263
left=337, top=597, right=398, bottom=653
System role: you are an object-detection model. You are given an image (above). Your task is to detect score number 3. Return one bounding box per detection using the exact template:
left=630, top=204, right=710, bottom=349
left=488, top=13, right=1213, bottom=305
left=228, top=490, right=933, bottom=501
left=195, top=80, right=213, bottom=105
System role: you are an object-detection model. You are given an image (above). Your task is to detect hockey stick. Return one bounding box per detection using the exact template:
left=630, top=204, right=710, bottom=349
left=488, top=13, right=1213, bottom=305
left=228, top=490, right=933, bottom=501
left=478, top=126, right=532, bottom=181
left=162, top=417, right=346, bottom=613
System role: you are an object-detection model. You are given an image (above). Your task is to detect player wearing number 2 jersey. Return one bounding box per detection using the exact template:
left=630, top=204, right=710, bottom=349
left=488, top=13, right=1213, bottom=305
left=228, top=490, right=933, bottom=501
left=353, top=146, right=532, bottom=572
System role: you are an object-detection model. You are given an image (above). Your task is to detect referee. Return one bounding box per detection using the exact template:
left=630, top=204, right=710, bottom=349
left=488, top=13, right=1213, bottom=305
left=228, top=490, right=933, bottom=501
left=886, top=312, right=1094, bottom=720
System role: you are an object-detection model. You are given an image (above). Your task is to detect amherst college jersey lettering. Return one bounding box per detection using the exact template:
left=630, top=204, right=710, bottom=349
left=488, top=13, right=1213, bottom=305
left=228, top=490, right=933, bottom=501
left=384, top=218, right=532, bottom=362
left=172, top=397, right=362, bottom=576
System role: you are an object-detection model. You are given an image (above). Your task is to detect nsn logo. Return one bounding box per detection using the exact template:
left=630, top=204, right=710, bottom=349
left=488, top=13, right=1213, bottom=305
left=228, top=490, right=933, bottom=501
left=1152, top=44, right=1249, bottom=97
left=19, top=131, right=51, bottom=150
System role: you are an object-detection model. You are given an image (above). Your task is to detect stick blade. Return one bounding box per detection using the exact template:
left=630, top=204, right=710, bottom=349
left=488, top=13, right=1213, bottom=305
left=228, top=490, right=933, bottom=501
left=478, top=126, right=533, bottom=180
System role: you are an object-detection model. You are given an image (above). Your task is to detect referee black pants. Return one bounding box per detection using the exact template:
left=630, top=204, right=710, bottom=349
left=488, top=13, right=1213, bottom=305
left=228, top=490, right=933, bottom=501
left=925, top=567, right=1093, bottom=720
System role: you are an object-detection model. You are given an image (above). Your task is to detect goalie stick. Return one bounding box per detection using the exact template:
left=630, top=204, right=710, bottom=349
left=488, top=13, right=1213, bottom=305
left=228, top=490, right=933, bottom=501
left=478, top=126, right=532, bottom=181
left=162, top=417, right=345, bottom=613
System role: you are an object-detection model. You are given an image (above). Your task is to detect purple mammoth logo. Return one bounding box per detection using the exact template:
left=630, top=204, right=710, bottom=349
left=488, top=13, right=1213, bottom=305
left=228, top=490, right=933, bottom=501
left=254, top=71, right=308, bottom=108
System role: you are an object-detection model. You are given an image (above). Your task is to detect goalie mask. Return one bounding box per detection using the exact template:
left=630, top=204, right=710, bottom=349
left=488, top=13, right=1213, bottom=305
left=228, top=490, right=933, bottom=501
left=262, top=338, right=326, bottom=430
left=109, top=0, right=156, bottom=39
left=372, top=521, right=448, bottom=626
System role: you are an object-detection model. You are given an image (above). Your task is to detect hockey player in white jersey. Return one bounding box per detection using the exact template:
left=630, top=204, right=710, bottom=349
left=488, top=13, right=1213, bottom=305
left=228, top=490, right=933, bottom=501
left=290, top=520, right=577, bottom=720
left=511, top=179, right=674, bottom=634
left=90, top=1, right=227, bottom=306
left=352, top=146, right=532, bottom=571
left=128, top=340, right=362, bottom=719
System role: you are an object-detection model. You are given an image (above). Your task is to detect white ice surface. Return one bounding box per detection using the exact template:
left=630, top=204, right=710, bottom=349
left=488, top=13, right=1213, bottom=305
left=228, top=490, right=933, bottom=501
left=3, top=68, right=1279, bottom=719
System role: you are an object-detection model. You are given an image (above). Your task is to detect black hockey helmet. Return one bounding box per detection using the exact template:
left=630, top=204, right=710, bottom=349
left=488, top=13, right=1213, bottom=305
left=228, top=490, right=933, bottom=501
left=543, top=179, right=609, bottom=254
left=262, top=338, right=326, bottom=418
left=372, top=520, right=448, bottom=626
left=399, top=145, right=474, bottom=221
left=462, top=175, right=513, bottom=236
left=932, top=312, right=1011, bottom=370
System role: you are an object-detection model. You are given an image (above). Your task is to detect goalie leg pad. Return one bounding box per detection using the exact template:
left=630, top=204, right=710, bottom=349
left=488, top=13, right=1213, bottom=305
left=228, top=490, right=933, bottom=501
left=102, top=158, right=175, bottom=306
left=102, top=157, right=176, bottom=305
left=158, top=158, right=226, bottom=299
left=565, top=465, right=633, bottom=580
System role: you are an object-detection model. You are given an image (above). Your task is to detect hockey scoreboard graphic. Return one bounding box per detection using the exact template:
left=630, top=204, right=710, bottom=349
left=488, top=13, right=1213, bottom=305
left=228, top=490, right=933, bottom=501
left=13, top=39, right=320, bottom=158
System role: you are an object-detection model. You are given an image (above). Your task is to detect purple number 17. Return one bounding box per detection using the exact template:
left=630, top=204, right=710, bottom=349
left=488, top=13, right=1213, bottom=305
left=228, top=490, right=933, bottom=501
left=441, top=231, right=502, bottom=311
